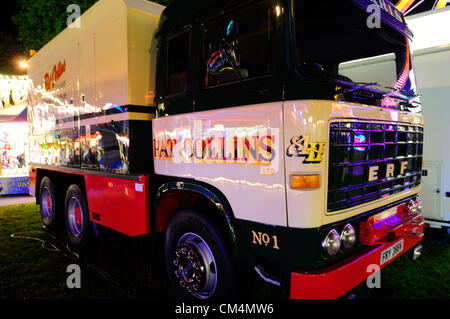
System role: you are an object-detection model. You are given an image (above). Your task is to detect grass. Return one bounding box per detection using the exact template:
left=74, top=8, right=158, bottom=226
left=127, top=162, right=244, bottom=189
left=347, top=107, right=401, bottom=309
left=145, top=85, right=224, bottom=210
left=352, top=227, right=450, bottom=299
left=0, top=203, right=449, bottom=299
left=0, top=203, right=172, bottom=299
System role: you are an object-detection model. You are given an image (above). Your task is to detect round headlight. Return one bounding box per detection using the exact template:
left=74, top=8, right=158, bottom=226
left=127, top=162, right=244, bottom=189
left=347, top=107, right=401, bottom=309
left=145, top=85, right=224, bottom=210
left=340, top=224, right=356, bottom=250
left=408, top=199, right=418, bottom=215
left=322, top=229, right=341, bottom=257
left=415, top=197, right=423, bottom=213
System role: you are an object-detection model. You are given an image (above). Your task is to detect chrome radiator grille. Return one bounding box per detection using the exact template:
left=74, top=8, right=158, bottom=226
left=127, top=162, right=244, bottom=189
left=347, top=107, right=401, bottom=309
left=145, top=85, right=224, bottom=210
left=327, top=121, right=423, bottom=212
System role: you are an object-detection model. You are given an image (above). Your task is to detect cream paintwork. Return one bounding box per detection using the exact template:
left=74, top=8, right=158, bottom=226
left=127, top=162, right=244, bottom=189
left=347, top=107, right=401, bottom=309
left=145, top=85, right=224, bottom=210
left=27, top=0, right=163, bottom=173
left=284, top=100, right=422, bottom=228
left=154, top=99, right=423, bottom=229
left=28, top=0, right=163, bottom=135
left=153, top=102, right=287, bottom=226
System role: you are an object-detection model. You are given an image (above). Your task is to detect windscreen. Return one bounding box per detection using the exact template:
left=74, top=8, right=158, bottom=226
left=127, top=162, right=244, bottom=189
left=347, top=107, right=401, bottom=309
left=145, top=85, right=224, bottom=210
left=295, top=1, right=417, bottom=97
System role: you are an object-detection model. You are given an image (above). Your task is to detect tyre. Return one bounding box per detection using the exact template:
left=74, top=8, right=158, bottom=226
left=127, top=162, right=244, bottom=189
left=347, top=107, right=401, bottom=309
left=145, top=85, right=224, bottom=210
left=39, top=176, right=59, bottom=231
left=64, top=184, right=92, bottom=248
left=165, top=209, right=237, bottom=299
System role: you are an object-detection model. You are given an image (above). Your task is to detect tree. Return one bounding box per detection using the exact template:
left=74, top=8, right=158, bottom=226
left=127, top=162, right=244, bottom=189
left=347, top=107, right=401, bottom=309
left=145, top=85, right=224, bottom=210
left=12, top=0, right=173, bottom=53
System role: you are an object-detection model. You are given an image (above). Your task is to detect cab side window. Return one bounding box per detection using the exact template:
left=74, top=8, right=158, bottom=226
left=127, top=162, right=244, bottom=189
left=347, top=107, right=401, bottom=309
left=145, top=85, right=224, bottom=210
left=167, top=30, right=190, bottom=96
left=203, top=0, right=274, bottom=87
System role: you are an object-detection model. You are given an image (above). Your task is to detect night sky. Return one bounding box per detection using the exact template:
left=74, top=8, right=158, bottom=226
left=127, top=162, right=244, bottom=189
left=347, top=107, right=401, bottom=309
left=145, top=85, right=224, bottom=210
left=0, top=0, right=443, bottom=37
left=0, top=0, right=443, bottom=36
left=0, top=2, right=20, bottom=35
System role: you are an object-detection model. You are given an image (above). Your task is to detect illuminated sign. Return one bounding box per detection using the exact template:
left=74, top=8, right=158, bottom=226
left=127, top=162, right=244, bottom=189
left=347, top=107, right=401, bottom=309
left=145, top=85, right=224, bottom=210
left=0, top=176, right=29, bottom=195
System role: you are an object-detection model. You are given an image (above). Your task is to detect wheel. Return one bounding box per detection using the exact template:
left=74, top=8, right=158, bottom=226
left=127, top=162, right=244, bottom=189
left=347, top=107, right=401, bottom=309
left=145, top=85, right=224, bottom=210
left=39, top=176, right=59, bottom=231
left=164, top=209, right=237, bottom=299
left=64, top=184, right=92, bottom=248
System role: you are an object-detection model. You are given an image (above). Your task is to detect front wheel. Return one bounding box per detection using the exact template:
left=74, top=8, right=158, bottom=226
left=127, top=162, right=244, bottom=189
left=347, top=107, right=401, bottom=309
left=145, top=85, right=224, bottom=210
left=164, top=209, right=237, bottom=299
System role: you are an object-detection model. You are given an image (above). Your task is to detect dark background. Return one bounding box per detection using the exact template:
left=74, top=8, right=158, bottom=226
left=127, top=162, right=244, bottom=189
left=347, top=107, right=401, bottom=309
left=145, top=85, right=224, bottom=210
left=0, top=0, right=447, bottom=74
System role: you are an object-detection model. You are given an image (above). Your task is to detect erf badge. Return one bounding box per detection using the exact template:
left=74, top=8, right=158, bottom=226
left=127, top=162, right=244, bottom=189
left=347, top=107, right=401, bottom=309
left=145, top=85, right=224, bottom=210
left=286, top=135, right=325, bottom=163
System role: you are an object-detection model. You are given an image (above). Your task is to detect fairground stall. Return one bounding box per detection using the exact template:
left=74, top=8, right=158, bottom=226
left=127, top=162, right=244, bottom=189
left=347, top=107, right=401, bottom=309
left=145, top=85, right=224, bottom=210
left=0, top=75, right=30, bottom=195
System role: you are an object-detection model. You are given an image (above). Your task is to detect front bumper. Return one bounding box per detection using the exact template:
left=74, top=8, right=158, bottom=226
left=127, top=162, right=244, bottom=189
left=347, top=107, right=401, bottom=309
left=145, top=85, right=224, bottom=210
left=290, top=214, right=424, bottom=299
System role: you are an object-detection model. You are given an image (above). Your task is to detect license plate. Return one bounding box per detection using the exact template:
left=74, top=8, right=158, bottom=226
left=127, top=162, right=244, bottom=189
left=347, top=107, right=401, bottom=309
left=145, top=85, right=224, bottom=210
left=380, top=239, right=404, bottom=265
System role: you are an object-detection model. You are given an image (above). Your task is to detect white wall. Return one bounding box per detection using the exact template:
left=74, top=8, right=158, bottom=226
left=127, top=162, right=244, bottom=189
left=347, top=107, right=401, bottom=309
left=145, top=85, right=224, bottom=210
left=408, top=8, right=450, bottom=223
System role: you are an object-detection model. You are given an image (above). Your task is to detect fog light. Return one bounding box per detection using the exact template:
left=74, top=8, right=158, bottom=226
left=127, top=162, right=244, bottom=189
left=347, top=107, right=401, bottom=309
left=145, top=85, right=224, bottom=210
left=415, top=197, right=423, bottom=213
left=340, top=224, right=356, bottom=250
left=322, top=229, right=341, bottom=257
left=407, top=199, right=418, bottom=215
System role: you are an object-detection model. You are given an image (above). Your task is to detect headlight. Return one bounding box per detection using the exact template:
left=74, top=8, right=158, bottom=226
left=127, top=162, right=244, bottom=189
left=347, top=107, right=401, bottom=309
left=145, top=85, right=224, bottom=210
left=340, top=224, right=356, bottom=250
left=408, top=199, right=418, bottom=215
left=322, top=229, right=341, bottom=257
left=415, top=197, right=423, bottom=213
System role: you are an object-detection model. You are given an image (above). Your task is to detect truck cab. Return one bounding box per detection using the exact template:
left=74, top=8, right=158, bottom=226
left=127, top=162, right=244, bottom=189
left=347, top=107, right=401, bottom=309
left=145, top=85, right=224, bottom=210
left=152, top=0, right=425, bottom=298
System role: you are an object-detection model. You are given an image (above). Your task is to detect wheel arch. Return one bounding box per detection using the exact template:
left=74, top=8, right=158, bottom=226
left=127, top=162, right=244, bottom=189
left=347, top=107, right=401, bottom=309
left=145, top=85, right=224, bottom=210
left=153, top=179, right=242, bottom=262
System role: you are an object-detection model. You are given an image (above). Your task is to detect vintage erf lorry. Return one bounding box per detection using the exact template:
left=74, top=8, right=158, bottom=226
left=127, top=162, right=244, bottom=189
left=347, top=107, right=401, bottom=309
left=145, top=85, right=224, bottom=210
left=27, top=0, right=425, bottom=299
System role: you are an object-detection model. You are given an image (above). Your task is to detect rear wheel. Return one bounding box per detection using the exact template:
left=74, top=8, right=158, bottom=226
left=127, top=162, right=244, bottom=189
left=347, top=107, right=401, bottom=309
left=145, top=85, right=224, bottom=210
left=165, top=209, right=237, bottom=299
left=64, top=184, right=92, bottom=248
left=39, top=177, right=59, bottom=231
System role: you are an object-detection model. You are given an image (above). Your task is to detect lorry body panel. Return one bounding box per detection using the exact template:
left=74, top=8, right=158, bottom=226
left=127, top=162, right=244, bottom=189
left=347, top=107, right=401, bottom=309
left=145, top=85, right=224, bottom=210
left=27, top=0, right=163, bottom=175
left=84, top=173, right=150, bottom=236
left=153, top=102, right=286, bottom=226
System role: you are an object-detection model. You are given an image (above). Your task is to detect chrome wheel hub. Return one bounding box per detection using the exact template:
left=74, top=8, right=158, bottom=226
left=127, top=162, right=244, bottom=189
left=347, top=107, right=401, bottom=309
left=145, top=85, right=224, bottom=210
left=67, top=196, right=83, bottom=237
left=173, top=232, right=217, bottom=299
left=41, top=187, right=52, bottom=218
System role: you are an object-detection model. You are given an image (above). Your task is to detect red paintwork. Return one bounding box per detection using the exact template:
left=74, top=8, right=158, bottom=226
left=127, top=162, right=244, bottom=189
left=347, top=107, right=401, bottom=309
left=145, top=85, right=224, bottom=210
left=46, top=194, right=52, bottom=212
left=31, top=166, right=151, bottom=237
left=75, top=205, right=82, bottom=226
left=84, top=174, right=150, bottom=236
left=360, top=208, right=425, bottom=246
left=29, top=167, right=37, bottom=197
left=290, top=213, right=424, bottom=299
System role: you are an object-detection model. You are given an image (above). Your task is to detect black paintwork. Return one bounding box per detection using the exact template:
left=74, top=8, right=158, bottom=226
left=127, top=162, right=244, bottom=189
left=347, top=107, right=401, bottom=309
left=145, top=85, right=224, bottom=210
left=238, top=195, right=418, bottom=286
left=154, top=179, right=243, bottom=263
left=155, top=0, right=417, bottom=116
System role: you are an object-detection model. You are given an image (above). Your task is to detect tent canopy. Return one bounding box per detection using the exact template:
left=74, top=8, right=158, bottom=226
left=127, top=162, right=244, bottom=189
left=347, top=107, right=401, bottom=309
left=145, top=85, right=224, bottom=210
left=0, top=103, right=27, bottom=123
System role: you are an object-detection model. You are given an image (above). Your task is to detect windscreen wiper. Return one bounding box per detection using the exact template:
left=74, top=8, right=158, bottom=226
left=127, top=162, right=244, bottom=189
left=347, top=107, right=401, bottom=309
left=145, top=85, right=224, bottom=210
left=337, top=81, right=420, bottom=101
left=336, top=82, right=379, bottom=94
left=384, top=86, right=421, bottom=99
